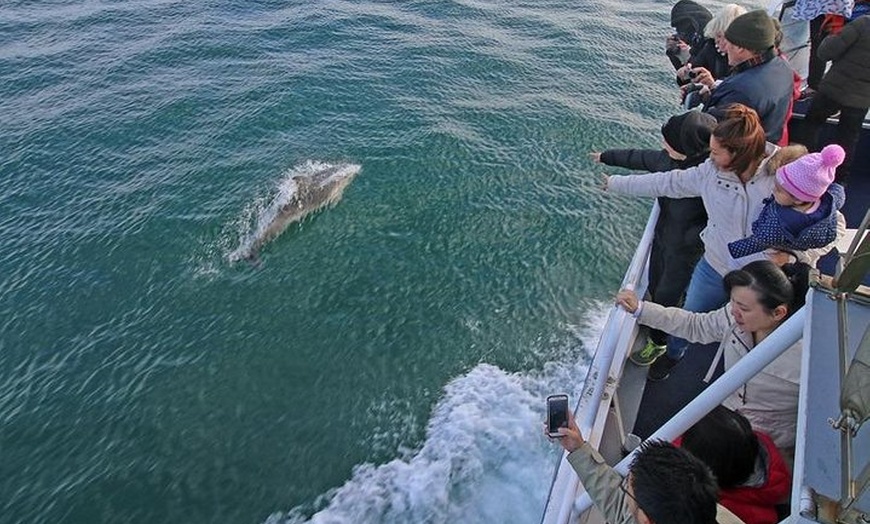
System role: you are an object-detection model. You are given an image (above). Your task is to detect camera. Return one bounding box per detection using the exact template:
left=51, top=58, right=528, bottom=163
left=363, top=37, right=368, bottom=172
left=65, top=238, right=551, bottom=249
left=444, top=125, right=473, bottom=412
left=546, top=394, right=569, bottom=438
left=688, top=68, right=698, bottom=79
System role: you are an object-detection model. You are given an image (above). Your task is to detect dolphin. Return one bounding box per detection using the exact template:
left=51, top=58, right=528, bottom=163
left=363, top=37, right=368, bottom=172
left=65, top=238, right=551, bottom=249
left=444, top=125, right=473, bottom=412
left=228, top=163, right=361, bottom=263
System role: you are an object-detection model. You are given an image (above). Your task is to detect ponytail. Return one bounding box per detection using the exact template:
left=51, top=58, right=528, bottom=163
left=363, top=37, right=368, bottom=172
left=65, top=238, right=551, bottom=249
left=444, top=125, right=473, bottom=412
left=781, top=262, right=811, bottom=314
left=723, top=260, right=811, bottom=318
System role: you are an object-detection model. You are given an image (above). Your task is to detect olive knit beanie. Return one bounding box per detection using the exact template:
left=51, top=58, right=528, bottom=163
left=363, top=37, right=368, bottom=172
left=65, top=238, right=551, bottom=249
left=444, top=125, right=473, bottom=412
left=776, top=144, right=845, bottom=201
left=724, top=10, right=775, bottom=52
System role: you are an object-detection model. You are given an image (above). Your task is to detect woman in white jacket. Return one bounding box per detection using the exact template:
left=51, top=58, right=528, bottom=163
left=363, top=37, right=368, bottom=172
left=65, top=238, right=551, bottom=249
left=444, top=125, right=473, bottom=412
left=615, top=260, right=811, bottom=459
left=606, top=104, right=775, bottom=379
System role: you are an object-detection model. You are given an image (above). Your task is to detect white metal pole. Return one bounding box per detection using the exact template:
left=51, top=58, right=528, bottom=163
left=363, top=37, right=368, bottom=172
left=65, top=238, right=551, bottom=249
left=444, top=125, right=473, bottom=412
left=544, top=203, right=660, bottom=524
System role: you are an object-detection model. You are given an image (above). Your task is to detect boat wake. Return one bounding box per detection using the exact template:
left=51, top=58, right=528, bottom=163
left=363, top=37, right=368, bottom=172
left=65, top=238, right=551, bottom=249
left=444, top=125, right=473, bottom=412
left=267, top=305, right=609, bottom=524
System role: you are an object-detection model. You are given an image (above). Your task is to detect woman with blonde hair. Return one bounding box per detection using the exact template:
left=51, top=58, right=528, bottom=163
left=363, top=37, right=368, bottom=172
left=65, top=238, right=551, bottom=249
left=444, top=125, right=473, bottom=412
left=677, top=3, right=747, bottom=83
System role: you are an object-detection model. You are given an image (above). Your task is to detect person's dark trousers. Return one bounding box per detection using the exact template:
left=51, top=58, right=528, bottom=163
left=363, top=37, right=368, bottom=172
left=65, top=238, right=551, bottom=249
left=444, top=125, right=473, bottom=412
left=800, top=91, right=868, bottom=183
left=807, top=15, right=827, bottom=90
left=646, top=198, right=706, bottom=346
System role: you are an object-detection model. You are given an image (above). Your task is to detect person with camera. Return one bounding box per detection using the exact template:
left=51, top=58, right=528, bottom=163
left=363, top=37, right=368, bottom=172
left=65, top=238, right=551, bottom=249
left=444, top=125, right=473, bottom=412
left=666, top=0, right=714, bottom=70
left=687, top=10, right=796, bottom=144
left=675, top=3, right=747, bottom=88
left=551, top=412, right=744, bottom=524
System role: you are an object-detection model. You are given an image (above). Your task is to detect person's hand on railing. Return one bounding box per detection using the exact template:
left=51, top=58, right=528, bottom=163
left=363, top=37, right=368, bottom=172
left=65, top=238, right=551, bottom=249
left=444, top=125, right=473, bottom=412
left=616, top=289, right=640, bottom=314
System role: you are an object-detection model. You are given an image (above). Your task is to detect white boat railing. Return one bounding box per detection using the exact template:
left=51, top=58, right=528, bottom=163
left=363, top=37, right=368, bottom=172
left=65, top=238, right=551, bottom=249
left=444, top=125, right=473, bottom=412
left=541, top=201, right=660, bottom=524
left=541, top=198, right=816, bottom=522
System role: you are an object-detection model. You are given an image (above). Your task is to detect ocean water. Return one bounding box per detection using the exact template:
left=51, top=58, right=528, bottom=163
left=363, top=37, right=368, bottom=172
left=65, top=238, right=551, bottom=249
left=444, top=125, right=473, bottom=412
left=1, top=1, right=706, bottom=522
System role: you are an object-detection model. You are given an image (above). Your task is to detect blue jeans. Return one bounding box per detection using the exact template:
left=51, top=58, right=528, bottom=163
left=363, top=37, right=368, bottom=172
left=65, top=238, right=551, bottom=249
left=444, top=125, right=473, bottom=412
left=666, top=257, right=729, bottom=359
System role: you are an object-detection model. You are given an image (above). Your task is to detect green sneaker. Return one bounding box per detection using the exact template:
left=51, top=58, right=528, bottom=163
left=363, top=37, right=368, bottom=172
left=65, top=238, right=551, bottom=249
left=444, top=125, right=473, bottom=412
left=630, top=340, right=667, bottom=366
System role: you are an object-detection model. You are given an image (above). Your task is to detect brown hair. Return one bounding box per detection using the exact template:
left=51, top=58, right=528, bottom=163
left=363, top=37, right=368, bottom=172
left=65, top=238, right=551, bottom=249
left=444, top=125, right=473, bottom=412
left=764, top=144, right=808, bottom=177
left=712, top=104, right=768, bottom=180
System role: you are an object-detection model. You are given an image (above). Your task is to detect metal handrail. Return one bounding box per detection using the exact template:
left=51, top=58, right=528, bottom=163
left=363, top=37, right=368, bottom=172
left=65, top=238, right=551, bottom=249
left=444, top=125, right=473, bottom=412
left=541, top=201, right=660, bottom=524
left=830, top=209, right=870, bottom=512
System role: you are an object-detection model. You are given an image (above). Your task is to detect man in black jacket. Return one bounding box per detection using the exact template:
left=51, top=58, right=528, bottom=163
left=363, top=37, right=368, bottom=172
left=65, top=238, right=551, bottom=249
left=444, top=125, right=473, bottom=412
left=591, top=111, right=717, bottom=372
left=666, top=0, right=714, bottom=70
left=797, top=14, right=870, bottom=183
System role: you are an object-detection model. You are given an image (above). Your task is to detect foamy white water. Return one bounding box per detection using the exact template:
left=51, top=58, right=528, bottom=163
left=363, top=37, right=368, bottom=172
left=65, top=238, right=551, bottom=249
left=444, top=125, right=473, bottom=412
left=268, top=304, right=610, bottom=524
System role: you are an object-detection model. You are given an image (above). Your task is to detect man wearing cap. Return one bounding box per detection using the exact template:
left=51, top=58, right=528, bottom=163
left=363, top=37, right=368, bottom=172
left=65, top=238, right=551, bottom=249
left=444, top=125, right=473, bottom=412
left=690, top=10, right=795, bottom=144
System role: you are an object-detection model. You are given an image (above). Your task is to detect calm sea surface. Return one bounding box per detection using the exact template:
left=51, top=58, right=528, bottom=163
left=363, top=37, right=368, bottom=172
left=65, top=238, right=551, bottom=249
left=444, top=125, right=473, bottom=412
left=1, top=0, right=710, bottom=522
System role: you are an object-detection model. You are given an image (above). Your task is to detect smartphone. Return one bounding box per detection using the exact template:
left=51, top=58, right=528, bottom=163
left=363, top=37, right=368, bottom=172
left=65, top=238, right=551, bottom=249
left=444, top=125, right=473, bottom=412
left=546, top=394, right=570, bottom=438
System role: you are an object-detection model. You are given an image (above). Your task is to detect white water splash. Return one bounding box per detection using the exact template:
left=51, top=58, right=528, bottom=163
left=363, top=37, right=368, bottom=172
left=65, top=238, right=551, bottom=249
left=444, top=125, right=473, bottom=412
left=268, top=303, right=609, bottom=524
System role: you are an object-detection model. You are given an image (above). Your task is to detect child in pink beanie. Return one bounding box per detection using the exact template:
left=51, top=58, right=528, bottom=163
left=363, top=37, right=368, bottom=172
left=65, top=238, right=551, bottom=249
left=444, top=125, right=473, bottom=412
left=728, top=144, right=846, bottom=259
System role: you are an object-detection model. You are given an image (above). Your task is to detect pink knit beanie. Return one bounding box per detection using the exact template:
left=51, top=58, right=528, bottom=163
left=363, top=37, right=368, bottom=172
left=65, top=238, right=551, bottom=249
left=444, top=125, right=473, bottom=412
left=776, top=144, right=845, bottom=201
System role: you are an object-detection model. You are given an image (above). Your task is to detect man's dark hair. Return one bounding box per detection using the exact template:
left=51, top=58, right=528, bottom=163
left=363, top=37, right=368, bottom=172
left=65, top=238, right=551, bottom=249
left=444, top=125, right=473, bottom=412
left=682, top=405, right=759, bottom=488
left=630, top=440, right=719, bottom=524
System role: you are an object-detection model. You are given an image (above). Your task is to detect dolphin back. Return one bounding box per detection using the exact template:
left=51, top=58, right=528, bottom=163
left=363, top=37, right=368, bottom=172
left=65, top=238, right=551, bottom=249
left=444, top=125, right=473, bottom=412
left=227, top=161, right=361, bottom=264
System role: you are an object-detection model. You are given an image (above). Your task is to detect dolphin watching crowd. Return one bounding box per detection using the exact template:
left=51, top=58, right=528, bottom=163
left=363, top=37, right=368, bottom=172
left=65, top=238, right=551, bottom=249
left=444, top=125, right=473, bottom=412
left=546, top=1, right=869, bottom=524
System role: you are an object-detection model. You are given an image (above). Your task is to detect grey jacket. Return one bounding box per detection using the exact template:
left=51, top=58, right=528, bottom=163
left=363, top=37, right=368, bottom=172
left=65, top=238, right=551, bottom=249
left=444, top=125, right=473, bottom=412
left=819, top=15, right=870, bottom=108
left=607, top=149, right=777, bottom=277
left=637, top=302, right=802, bottom=450
left=606, top=147, right=844, bottom=275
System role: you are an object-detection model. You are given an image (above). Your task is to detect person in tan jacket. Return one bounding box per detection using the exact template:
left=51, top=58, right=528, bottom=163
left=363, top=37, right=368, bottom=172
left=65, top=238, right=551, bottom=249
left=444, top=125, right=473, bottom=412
left=552, top=412, right=744, bottom=524
left=616, top=260, right=811, bottom=460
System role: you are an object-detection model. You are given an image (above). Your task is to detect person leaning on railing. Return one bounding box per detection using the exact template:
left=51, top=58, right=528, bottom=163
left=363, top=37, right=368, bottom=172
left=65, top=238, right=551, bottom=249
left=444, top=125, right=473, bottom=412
left=615, top=260, right=811, bottom=466
left=604, top=103, right=774, bottom=381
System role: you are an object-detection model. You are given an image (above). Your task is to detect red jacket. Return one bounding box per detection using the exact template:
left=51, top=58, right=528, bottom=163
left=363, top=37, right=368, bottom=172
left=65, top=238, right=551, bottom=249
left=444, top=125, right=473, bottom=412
left=778, top=54, right=802, bottom=147
left=717, top=433, right=791, bottom=524
left=676, top=432, right=791, bottom=524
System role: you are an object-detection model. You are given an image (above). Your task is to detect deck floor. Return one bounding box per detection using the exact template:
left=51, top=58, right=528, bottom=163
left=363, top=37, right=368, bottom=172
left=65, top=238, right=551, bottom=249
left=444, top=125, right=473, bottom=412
left=631, top=339, right=721, bottom=439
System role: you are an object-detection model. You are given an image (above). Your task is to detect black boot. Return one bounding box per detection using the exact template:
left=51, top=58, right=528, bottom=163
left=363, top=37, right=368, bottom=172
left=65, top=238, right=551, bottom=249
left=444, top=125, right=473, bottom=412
left=648, top=355, right=681, bottom=382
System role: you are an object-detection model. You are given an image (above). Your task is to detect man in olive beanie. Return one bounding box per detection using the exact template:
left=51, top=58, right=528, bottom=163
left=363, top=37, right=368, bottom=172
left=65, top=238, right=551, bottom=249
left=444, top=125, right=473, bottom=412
left=723, top=9, right=776, bottom=53
left=690, top=10, right=795, bottom=143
